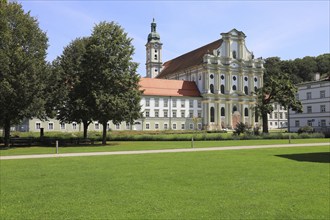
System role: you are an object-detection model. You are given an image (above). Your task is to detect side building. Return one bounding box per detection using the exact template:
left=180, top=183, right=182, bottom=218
left=267, top=103, right=288, bottom=129
left=289, top=77, right=330, bottom=132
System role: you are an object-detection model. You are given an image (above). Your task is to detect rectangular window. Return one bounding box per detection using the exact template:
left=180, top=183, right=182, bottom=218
left=155, top=123, right=159, bottom=129
left=181, top=111, right=185, bottom=118
left=146, top=123, right=150, bottom=130
left=155, top=98, right=159, bottom=107
left=164, top=123, right=168, bottom=129
left=72, top=122, right=77, bottom=130
left=181, top=124, right=185, bottom=130
left=285, top=113, right=288, bottom=119
left=172, top=111, right=177, bottom=118
left=60, top=122, right=65, bottom=130
left=181, top=100, right=185, bottom=108
left=321, top=120, right=326, bottom=127
left=145, top=111, right=150, bottom=117
left=198, top=101, right=201, bottom=108
left=189, top=123, right=194, bottom=130
left=126, top=123, right=130, bottom=130
left=295, top=120, right=300, bottom=127
left=198, top=111, right=202, bottom=118
left=145, top=98, right=150, bottom=107
left=163, top=110, right=168, bottom=118
left=163, top=99, right=168, bottom=107
left=107, top=123, right=110, bottom=130
left=189, top=100, right=193, bottom=108
left=307, top=92, right=312, bottom=100
left=36, top=122, right=41, bottom=130
left=48, top=122, right=54, bottom=130
left=269, top=113, right=273, bottom=119
left=307, top=120, right=313, bottom=126
left=116, top=124, right=120, bottom=130
left=321, top=105, right=326, bottom=112
left=155, top=111, right=159, bottom=117
left=274, top=113, right=278, bottom=119
left=172, top=123, right=177, bottom=130
left=198, top=123, right=202, bottom=130
left=189, top=111, right=193, bottom=118
left=172, top=99, right=177, bottom=108
left=320, top=90, right=325, bottom=98
left=307, top=106, right=312, bottom=113
left=270, top=122, right=273, bottom=126
left=95, top=123, right=99, bottom=130
left=279, top=112, right=283, bottom=119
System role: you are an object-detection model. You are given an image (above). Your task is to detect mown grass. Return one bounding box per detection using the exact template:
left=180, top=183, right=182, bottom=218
left=1, top=146, right=329, bottom=219
left=0, top=138, right=329, bottom=156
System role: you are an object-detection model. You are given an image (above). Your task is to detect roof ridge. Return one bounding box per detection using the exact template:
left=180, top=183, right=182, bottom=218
left=163, top=39, right=222, bottom=65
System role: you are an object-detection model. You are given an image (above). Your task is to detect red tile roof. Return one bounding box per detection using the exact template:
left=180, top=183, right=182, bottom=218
left=139, top=78, right=201, bottom=97
left=157, top=39, right=223, bottom=78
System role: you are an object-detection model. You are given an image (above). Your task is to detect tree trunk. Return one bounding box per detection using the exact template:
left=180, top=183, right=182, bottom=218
left=83, top=120, right=90, bottom=139
left=102, top=122, right=107, bottom=145
left=262, top=112, right=269, bottom=133
left=4, top=119, right=11, bottom=148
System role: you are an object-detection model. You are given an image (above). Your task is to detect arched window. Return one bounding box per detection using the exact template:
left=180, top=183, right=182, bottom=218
left=233, top=106, right=237, bottom=113
left=232, top=85, right=237, bottom=90
left=154, top=54, right=158, bottom=60
left=221, top=85, right=225, bottom=94
left=254, top=86, right=258, bottom=92
left=244, top=108, right=249, bottom=116
left=233, top=50, right=237, bottom=59
left=221, top=107, right=225, bottom=116
left=255, top=110, right=259, bottom=122
left=244, top=86, right=248, bottom=95
left=210, top=107, right=215, bottom=122
left=210, top=84, right=214, bottom=94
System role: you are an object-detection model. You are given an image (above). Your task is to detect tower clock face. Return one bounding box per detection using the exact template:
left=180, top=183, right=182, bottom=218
left=154, top=44, right=158, bottom=49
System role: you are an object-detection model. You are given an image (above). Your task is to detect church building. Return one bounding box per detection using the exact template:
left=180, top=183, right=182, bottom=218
left=141, top=19, right=264, bottom=130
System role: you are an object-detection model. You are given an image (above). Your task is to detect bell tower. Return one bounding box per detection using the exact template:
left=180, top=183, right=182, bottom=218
left=146, top=18, right=162, bottom=78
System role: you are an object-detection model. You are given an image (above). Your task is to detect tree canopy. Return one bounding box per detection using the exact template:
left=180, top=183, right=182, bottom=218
left=53, top=21, right=142, bottom=143
left=82, top=21, right=142, bottom=144
left=54, top=37, right=94, bottom=138
left=264, top=54, right=330, bottom=84
left=0, top=1, right=48, bottom=147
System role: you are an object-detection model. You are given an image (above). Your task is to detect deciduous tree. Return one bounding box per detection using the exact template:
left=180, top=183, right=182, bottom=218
left=82, top=21, right=142, bottom=144
left=55, top=38, right=94, bottom=138
left=0, top=1, right=48, bottom=148
left=255, top=73, right=302, bottom=133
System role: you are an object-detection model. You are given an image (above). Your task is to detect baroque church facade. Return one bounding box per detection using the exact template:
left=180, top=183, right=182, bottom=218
left=15, top=20, right=264, bottom=132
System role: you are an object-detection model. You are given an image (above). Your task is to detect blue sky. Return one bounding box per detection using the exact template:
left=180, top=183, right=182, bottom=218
left=18, top=0, right=329, bottom=76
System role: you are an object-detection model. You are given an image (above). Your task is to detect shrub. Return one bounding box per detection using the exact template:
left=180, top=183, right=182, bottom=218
left=298, top=126, right=314, bottom=134
left=233, top=122, right=249, bottom=136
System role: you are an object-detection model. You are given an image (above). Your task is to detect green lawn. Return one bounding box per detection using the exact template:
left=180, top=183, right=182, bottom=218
left=1, top=146, right=329, bottom=219
left=1, top=138, right=329, bottom=156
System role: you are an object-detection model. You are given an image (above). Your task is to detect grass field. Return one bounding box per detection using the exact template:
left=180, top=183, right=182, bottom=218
left=1, top=145, right=329, bottom=219
left=1, top=138, right=329, bottom=156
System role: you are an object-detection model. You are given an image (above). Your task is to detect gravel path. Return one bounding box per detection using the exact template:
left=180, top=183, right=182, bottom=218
left=1, top=142, right=329, bottom=160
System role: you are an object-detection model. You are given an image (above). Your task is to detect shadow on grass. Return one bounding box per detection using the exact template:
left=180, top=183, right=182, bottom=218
left=276, top=152, right=330, bottom=163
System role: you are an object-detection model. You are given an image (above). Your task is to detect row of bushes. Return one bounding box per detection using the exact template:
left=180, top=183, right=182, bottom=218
left=3, top=131, right=325, bottom=143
